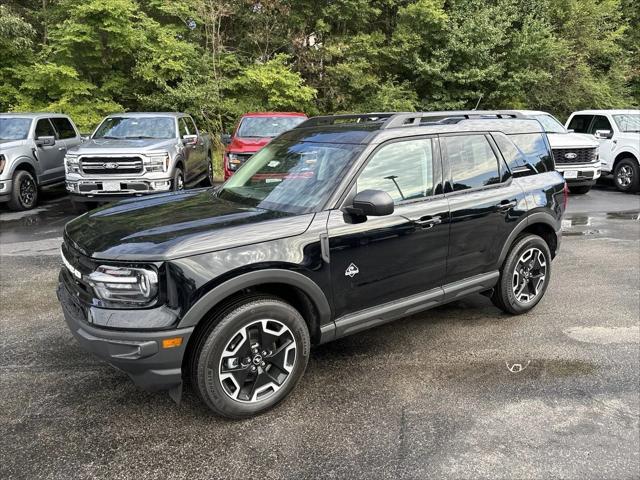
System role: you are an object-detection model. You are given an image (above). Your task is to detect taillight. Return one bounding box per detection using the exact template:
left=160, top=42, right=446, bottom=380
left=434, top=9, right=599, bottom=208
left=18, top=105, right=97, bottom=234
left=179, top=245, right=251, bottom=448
left=563, top=182, right=569, bottom=211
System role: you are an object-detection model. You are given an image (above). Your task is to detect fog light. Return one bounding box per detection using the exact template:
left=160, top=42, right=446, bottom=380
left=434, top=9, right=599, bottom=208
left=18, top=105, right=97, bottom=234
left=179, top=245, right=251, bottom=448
left=66, top=182, right=78, bottom=192
left=153, top=181, right=171, bottom=191
left=162, top=337, right=183, bottom=349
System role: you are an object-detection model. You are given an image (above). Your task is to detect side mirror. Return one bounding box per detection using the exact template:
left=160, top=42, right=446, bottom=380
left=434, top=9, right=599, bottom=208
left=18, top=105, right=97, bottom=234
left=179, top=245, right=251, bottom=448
left=182, top=134, right=198, bottom=145
left=594, top=129, right=613, bottom=140
left=35, top=136, right=56, bottom=147
left=344, top=189, right=394, bottom=217
left=221, top=133, right=232, bottom=145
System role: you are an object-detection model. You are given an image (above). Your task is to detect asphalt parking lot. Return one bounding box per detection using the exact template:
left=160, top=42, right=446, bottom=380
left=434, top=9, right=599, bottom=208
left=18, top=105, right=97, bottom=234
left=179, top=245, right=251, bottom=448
left=1, top=182, right=638, bottom=480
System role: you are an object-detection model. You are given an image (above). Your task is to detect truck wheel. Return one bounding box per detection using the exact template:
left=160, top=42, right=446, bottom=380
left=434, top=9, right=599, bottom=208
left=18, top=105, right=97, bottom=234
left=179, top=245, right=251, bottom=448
left=7, top=170, right=38, bottom=211
left=190, top=296, right=310, bottom=418
left=491, top=234, right=552, bottom=315
left=568, top=185, right=591, bottom=195
left=613, top=158, right=639, bottom=193
left=173, top=168, right=184, bottom=191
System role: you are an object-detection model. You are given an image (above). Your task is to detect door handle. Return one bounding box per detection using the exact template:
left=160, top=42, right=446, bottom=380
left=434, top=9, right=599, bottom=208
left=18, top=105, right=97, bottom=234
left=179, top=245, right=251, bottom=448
left=497, top=200, right=517, bottom=212
left=414, top=215, right=442, bottom=229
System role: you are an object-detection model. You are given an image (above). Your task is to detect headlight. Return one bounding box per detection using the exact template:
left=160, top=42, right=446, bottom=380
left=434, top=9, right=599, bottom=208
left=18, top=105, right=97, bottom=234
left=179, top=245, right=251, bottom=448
left=227, top=153, right=243, bottom=171
left=65, top=155, right=79, bottom=174
left=0, top=154, right=5, bottom=174
left=88, top=265, right=158, bottom=306
left=144, top=153, right=170, bottom=172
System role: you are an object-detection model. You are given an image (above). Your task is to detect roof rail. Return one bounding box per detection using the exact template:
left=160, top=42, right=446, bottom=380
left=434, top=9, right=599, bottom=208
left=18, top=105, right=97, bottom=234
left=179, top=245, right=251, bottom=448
left=381, top=110, right=525, bottom=129
left=294, top=113, right=399, bottom=128
left=294, top=110, right=526, bottom=130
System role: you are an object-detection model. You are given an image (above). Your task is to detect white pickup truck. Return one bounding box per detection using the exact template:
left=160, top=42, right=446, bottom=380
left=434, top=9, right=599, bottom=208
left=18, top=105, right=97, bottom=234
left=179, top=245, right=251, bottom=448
left=566, top=110, right=640, bottom=193
left=514, top=110, right=600, bottom=194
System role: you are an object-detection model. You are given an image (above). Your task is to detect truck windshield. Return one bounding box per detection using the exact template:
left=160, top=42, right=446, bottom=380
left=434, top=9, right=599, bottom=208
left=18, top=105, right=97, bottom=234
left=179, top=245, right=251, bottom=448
left=613, top=114, right=640, bottom=132
left=532, top=114, right=566, bottom=134
left=217, top=140, right=362, bottom=214
left=0, top=118, right=32, bottom=140
left=93, top=117, right=176, bottom=139
left=237, top=116, right=306, bottom=138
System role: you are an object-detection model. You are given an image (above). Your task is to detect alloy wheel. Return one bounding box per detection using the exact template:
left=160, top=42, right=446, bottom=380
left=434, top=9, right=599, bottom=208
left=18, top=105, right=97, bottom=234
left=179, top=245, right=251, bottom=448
left=616, top=165, right=633, bottom=187
left=19, top=175, right=37, bottom=207
left=176, top=173, right=184, bottom=190
left=217, top=319, right=297, bottom=403
left=512, top=247, right=547, bottom=304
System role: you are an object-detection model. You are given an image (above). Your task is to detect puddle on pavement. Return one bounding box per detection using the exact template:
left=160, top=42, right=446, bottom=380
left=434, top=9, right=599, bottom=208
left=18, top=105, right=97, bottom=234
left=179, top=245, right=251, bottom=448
left=564, top=326, right=640, bottom=345
left=606, top=211, right=640, bottom=221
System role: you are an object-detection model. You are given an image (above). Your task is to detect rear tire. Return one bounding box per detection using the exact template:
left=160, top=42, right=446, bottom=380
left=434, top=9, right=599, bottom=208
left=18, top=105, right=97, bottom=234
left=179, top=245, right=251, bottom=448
left=613, top=158, right=639, bottom=193
left=7, top=170, right=38, bottom=211
left=569, top=185, right=592, bottom=195
left=491, top=234, right=552, bottom=315
left=190, top=296, right=310, bottom=418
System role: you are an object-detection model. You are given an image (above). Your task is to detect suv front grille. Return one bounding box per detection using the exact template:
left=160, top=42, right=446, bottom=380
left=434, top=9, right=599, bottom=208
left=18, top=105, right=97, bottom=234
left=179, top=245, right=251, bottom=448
left=80, top=156, right=144, bottom=175
left=552, top=148, right=597, bottom=165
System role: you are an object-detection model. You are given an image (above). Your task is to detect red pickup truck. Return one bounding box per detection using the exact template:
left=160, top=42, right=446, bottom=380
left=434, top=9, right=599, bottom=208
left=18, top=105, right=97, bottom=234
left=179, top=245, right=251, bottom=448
left=221, top=112, right=308, bottom=179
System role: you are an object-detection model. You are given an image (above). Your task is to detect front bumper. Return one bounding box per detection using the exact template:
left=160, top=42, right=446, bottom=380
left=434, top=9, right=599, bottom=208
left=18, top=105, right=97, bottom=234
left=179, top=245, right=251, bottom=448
left=57, top=275, right=193, bottom=392
left=0, top=179, right=13, bottom=202
left=556, top=164, right=601, bottom=186
left=66, top=177, right=172, bottom=199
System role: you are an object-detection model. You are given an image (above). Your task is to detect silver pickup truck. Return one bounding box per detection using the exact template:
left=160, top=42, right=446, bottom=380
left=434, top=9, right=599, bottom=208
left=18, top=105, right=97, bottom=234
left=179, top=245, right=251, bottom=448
left=0, top=113, right=83, bottom=210
left=65, top=112, right=213, bottom=211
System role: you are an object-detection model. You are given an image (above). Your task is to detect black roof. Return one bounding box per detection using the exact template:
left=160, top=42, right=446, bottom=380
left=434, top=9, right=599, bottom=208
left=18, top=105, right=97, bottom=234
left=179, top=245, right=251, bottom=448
left=285, top=111, right=543, bottom=144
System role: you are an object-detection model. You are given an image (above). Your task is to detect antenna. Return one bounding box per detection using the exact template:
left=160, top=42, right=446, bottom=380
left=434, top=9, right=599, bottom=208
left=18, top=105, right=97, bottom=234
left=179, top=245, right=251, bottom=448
left=473, top=94, right=483, bottom=110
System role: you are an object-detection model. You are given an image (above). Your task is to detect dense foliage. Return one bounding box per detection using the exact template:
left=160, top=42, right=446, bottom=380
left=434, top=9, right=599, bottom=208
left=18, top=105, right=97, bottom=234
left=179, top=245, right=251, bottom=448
left=1, top=0, right=638, bottom=133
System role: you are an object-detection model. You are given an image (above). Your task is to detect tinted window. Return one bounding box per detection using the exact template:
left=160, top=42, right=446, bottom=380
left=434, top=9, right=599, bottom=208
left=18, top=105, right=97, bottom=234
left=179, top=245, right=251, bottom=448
left=51, top=117, right=77, bottom=139
left=35, top=119, right=56, bottom=138
left=567, top=115, right=593, bottom=133
left=218, top=140, right=362, bottom=214
left=589, top=115, right=612, bottom=134
left=357, top=139, right=434, bottom=203
left=492, top=132, right=526, bottom=174
left=510, top=133, right=554, bottom=173
left=444, top=135, right=500, bottom=191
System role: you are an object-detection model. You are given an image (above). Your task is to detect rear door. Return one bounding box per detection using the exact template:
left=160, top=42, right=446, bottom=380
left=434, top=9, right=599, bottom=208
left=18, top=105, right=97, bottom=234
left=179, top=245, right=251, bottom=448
left=327, top=136, right=449, bottom=319
left=442, top=133, right=525, bottom=284
left=33, top=118, right=64, bottom=184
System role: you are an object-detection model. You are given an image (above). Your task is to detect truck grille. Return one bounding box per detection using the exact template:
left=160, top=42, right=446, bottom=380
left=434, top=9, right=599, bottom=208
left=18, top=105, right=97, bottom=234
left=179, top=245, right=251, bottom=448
left=552, top=148, right=597, bottom=165
left=80, top=156, right=144, bottom=175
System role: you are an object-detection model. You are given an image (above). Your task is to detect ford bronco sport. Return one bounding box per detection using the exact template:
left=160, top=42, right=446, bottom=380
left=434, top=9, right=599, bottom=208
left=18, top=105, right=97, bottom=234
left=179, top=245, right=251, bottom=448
left=58, top=111, right=566, bottom=418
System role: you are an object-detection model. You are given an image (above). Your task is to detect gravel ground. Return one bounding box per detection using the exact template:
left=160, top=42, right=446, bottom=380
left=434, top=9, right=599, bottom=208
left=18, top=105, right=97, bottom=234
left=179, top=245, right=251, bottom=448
left=0, top=184, right=638, bottom=480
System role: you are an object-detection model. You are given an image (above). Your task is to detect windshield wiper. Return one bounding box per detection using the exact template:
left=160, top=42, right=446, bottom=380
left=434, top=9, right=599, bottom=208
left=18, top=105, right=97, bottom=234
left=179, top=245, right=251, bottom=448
left=100, top=135, right=123, bottom=139
left=124, top=136, right=157, bottom=139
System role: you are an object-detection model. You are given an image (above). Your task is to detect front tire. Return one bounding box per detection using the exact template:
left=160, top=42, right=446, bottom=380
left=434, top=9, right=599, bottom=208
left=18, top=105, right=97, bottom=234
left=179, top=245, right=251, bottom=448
left=206, top=154, right=215, bottom=186
left=569, top=185, right=592, bottom=195
left=613, top=158, right=639, bottom=193
left=491, top=234, right=552, bottom=315
left=7, top=170, right=38, bottom=211
left=172, top=167, right=185, bottom=191
left=190, top=297, right=310, bottom=418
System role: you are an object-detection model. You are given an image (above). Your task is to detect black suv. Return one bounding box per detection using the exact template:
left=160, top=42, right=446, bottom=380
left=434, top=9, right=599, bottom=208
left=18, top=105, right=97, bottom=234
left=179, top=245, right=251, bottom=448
left=58, top=111, right=566, bottom=418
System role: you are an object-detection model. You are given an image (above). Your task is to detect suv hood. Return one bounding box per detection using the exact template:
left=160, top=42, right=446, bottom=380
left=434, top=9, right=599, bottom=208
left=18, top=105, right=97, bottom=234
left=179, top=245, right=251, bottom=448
left=0, top=139, right=28, bottom=151
left=547, top=132, right=598, bottom=149
left=70, top=138, right=177, bottom=154
left=64, top=189, right=314, bottom=261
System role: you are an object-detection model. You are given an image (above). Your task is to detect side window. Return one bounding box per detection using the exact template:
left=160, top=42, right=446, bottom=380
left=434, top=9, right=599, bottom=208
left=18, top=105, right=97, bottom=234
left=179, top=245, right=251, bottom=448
left=443, top=135, right=500, bottom=191
left=35, top=119, right=56, bottom=138
left=50, top=117, right=77, bottom=139
left=589, top=115, right=612, bottom=134
left=567, top=115, right=593, bottom=133
left=492, top=132, right=527, bottom=175
left=509, top=133, right=554, bottom=173
left=178, top=118, right=189, bottom=137
left=357, top=138, right=434, bottom=203
left=186, top=117, right=198, bottom=135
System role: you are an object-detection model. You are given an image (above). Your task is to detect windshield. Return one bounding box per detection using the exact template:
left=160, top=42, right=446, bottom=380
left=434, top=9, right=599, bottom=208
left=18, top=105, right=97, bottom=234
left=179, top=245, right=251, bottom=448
left=532, top=114, right=566, bottom=134
left=217, top=140, right=362, bottom=214
left=0, top=118, right=32, bottom=140
left=613, top=114, right=640, bottom=132
left=237, top=116, right=306, bottom=138
left=93, top=117, right=176, bottom=139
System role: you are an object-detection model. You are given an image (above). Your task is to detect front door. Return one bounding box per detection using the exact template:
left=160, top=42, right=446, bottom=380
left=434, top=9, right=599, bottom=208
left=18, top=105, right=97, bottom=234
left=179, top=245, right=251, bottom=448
left=588, top=115, right=616, bottom=170
left=441, top=133, right=524, bottom=283
left=34, top=118, right=64, bottom=184
left=327, top=137, right=449, bottom=319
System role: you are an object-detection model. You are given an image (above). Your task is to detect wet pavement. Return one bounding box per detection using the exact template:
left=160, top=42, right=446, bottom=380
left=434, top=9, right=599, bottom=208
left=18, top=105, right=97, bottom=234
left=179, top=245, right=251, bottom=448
left=0, top=183, right=639, bottom=479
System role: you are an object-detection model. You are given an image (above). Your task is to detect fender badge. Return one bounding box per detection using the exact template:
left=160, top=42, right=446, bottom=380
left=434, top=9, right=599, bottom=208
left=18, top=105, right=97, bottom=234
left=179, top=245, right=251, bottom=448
left=345, top=263, right=359, bottom=278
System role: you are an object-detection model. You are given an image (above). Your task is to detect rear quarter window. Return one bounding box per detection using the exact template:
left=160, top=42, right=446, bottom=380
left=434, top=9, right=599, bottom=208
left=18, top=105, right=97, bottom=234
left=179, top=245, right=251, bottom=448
left=509, top=133, right=555, bottom=173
